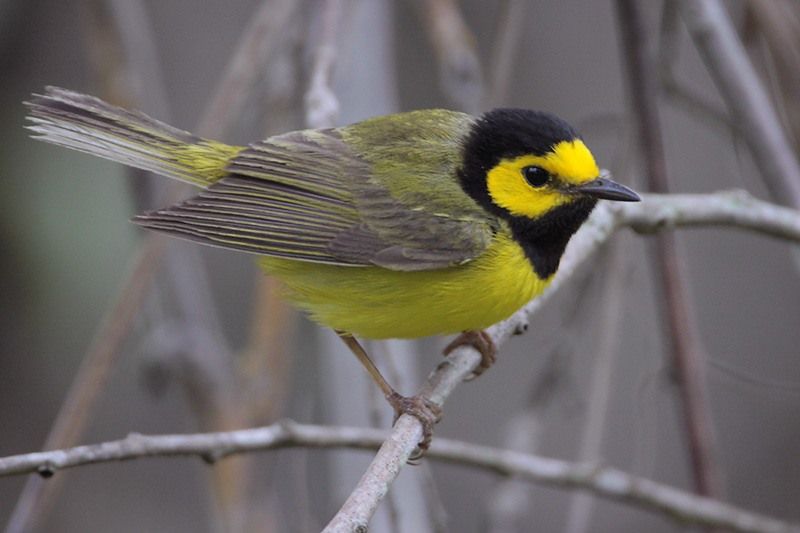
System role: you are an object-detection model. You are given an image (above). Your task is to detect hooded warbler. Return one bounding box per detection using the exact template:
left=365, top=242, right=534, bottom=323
left=25, top=87, right=639, bottom=450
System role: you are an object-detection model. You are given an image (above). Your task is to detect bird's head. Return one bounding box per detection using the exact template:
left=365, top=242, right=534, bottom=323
left=459, top=108, right=639, bottom=223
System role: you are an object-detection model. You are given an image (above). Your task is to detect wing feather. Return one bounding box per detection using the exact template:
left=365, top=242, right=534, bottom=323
left=135, top=116, right=496, bottom=270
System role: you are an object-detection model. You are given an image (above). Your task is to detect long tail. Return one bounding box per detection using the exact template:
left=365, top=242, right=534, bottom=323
left=25, top=87, right=241, bottom=187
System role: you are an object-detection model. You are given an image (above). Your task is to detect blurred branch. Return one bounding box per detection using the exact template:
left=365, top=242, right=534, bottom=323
left=4, top=236, right=167, bottom=533
left=657, top=0, right=733, bottom=131
left=240, top=277, right=297, bottom=424
left=304, top=0, right=343, bottom=129
left=486, top=412, right=544, bottom=532
left=659, top=76, right=733, bottom=132
left=680, top=0, right=800, bottom=209
left=743, top=0, right=800, bottom=153
left=617, top=0, right=723, bottom=499
left=486, top=0, right=527, bottom=107
left=215, top=7, right=304, bottom=531
left=420, top=463, right=449, bottom=533
left=197, top=0, right=300, bottom=137
left=1, top=422, right=797, bottom=533
left=323, top=189, right=800, bottom=530
left=416, top=0, right=484, bottom=113
left=2, top=190, right=796, bottom=531
left=6, top=2, right=303, bottom=532
left=304, top=3, right=440, bottom=530
left=487, top=254, right=602, bottom=532
left=564, top=240, right=629, bottom=533
left=87, top=0, right=238, bottom=429
left=8, top=2, right=222, bottom=530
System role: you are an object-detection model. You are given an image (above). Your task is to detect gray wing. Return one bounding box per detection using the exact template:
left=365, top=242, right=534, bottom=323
left=134, top=126, right=494, bottom=270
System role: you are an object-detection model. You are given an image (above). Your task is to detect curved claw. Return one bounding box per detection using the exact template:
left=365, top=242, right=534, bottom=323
left=387, top=392, right=442, bottom=462
left=443, top=330, right=497, bottom=380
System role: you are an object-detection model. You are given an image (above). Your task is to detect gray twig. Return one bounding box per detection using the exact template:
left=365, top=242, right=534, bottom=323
left=6, top=2, right=301, bottom=532
left=657, top=0, right=732, bottom=130
left=564, top=240, right=630, bottom=533
left=617, top=0, right=724, bottom=499
left=4, top=189, right=797, bottom=532
left=304, top=0, right=343, bottom=129
left=198, top=0, right=300, bottom=137
left=6, top=0, right=234, bottom=529
left=416, top=0, right=484, bottom=114
left=486, top=0, right=527, bottom=107
left=1, top=421, right=796, bottom=533
left=680, top=0, right=800, bottom=208
left=3, top=237, right=167, bottom=533
left=322, top=189, right=800, bottom=530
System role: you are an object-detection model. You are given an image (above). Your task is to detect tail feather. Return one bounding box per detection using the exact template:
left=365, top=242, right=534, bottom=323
left=25, top=87, right=241, bottom=186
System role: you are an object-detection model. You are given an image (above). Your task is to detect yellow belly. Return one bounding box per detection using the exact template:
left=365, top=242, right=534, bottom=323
left=259, top=232, right=549, bottom=339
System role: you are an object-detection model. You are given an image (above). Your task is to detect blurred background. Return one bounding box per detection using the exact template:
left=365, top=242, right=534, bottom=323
left=1, top=0, right=799, bottom=532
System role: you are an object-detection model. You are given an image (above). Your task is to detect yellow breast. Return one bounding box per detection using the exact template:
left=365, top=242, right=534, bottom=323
left=259, top=232, right=549, bottom=339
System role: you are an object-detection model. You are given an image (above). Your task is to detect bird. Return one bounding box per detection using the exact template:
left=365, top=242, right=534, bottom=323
left=25, top=87, right=640, bottom=453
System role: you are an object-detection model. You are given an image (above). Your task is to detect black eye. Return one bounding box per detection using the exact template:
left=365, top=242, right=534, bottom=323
left=522, top=166, right=550, bottom=187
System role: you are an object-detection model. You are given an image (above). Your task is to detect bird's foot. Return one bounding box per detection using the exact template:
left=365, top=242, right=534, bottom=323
left=387, top=392, right=442, bottom=462
left=443, top=329, right=497, bottom=381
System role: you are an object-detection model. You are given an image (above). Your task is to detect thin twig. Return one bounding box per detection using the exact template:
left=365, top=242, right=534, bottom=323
left=487, top=250, right=606, bottom=532
left=1, top=422, right=796, bottom=533
left=486, top=0, right=527, bottom=107
left=744, top=0, right=800, bottom=152
left=617, top=0, right=724, bottom=499
left=7, top=2, right=300, bottom=532
left=416, top=0, right=484, bottom=114
left=304, top=0, right=343, bottom=129
left=621, top=191, right=800, bottom=240
left=8, top=1, right=230, bottom=529
left=3, top=236, right=167, bottom=533
left=4, top=189, right=797, bottom=531
left=680, top=0, right=800, bottom=209
left=660, top=78, right=734, bottom=132
left=564, top=240, right=630, bottom=533
left=224, top=10, right=304, bottom=530
left=322, top=189, right=800, bottom=530
left=657, top=0, right=732, bottom=131
left=197, top=0, right=300, bottom=137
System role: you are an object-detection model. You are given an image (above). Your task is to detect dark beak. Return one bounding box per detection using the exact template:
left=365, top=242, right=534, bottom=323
left=574, top=172, right=640, bottom=202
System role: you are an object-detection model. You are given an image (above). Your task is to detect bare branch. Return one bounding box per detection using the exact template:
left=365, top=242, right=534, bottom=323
left=744, top=0, right=800, bottom=153
left=529, top=191, right=800, bottom=335
left=617, top=0, right=724, bottom=499
left=304, top=0, right=344, bottom=129
left=4, top=188, right=798, bottom=530
left=416, top=0, right=484, bottom=114
left=660, top=73, right=733, bottom=132
left=1, top=422, right=797, bottom=533
left=680, top=0, right=800, bottom=209
left=564, top=241, right=629, bottom=533
left=4, top=236, right=167, bottom=533
left=197, top=0, right=300, bottom=137
left=486, top=0, right=527, bottom=107
left=657, top=0, right=733, bottom=132
left=6, top=2, right=177, bottom=529
left=431, top=439, right=798, bottom=533
left=7, top=3, right=303, bottom=532
left=620, top=191, right=800, bottom=242
left=322, top=189, right=800, bottom=530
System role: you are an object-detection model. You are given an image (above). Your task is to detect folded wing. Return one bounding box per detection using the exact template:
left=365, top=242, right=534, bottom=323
left=134, top=125, right=494, bottom=271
